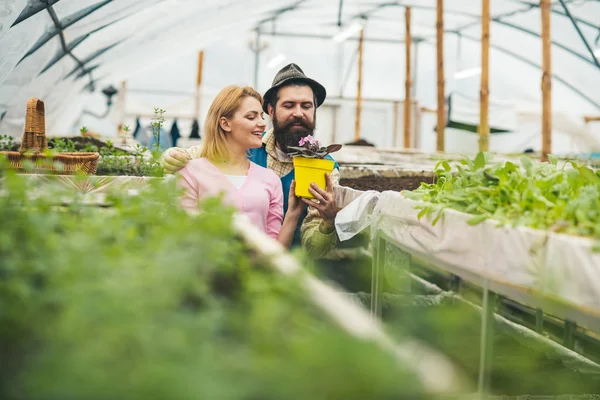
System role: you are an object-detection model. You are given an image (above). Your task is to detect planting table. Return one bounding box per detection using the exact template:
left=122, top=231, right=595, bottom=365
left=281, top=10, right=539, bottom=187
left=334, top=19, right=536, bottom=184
left=336, top=190, right=600, bottom=331
left=334, top=188, right=600, bottom=393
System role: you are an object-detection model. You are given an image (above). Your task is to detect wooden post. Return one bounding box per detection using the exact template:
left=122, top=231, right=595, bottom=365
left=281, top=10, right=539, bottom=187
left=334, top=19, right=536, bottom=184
left=540, top=0, right=552, bottom=161
left=436, top=0, right=445, bottom=152
left=584, top=115, right=600, bottom=123
left=404, top=7, right=412, bottom=149
left=194, top=50, right=204, bottom=122
left=479, top=0, right=490, bottom=152
left=331, top=105, right=339, bottom=143
left=354, top=27, right=364, bottom=142
left=392, top=101, right=400, bottom=147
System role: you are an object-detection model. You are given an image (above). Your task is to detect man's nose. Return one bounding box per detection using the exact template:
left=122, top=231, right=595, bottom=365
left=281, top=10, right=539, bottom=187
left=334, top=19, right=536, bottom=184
left=292, top=107, right=303, bottom=117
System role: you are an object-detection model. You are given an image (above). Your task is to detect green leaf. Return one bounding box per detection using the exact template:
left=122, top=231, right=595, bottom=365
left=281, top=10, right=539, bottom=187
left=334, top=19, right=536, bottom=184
left=578, top=166, right=600, bottom=184
left=474, top=152, right=486, bottom=170
left=442, top=161, right=451, bottom=172
left=483, top=170, right=499, bottom=182
left=431, top=208, right=444, bottom=226
left=547, top=154, right=558, bottom=165
left=504, top=161, right=517, bottom=173
left=467, top=214, right=488, bottom=225
left=567, top=160, right=580, bottom=169
left=520, top=156, right=533, bottom=173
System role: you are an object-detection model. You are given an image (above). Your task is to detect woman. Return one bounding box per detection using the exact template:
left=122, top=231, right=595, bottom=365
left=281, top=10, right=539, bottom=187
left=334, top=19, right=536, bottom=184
left=178, top=85, right=305, bottom=248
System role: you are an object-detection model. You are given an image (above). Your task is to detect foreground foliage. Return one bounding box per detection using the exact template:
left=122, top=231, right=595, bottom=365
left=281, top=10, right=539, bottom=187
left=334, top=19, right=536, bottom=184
left=0, top=169, right=430, bottom=400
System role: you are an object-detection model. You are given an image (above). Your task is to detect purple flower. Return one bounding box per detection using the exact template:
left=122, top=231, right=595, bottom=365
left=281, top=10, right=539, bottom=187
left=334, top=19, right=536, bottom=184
left=299, top=135, right=320, bottom=148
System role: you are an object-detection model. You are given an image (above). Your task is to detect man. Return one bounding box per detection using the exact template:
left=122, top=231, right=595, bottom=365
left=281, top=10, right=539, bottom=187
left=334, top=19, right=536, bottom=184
left=162, top=63, right=340, bottom=258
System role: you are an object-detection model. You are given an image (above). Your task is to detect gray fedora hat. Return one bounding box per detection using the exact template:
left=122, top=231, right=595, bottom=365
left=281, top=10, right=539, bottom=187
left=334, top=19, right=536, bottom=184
left=262, top=63, right=326, bottom=113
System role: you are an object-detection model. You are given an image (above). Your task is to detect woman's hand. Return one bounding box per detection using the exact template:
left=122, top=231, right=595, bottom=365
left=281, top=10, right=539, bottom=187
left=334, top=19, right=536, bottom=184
left=286, top=180, right=306, bottom=219
left=276, top=181, right=307, bottom=248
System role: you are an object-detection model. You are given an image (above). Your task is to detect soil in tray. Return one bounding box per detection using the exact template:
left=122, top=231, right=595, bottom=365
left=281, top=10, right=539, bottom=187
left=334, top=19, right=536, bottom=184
left=339, top=175, right=434, bottom=192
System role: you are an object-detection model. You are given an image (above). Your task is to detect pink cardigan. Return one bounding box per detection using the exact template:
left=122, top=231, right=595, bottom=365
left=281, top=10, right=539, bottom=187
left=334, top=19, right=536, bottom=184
left=177, top=158, right=283, bottom=239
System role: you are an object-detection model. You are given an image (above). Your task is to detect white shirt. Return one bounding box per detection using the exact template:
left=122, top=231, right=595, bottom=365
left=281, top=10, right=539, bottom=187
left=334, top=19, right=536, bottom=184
left=225, top=175, right=247, bottom=189
left=275, top=145, right=292, bottom=162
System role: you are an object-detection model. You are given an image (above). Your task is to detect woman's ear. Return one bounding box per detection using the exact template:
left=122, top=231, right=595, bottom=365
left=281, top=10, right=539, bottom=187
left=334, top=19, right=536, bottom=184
left=219, top=117, right=231, bottom=133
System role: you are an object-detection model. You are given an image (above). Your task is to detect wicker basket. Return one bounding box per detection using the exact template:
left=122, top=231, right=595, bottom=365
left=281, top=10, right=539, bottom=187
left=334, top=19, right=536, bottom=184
left=0, top=98, right=99, bottom=175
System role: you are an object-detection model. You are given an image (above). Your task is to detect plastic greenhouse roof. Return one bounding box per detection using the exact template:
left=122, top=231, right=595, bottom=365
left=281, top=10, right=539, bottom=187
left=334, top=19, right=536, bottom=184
left=0, top=0, right=598, bottom=138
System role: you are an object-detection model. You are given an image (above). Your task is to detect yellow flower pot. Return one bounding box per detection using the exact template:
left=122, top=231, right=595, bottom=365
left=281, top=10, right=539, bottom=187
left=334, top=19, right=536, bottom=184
left=293, top=156, right=335, bottom=199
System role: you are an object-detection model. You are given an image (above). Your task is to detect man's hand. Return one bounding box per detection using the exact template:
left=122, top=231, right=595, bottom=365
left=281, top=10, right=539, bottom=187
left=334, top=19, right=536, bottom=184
left=162, top=148, right=191, bottom=174
left=302, top=172, right=337, bottom=233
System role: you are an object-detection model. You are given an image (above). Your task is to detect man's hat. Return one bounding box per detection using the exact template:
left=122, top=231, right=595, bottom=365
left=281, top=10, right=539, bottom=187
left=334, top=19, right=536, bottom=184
left=262, top=63, right=327, bottom=113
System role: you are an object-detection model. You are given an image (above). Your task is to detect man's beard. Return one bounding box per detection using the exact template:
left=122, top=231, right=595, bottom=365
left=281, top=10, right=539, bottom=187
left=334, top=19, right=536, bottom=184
left=272, top=113, right=316, bottom=154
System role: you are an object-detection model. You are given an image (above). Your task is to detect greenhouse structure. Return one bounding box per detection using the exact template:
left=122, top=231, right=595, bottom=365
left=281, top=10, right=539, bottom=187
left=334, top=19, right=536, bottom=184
left=1, top=0, right=600, bottom=398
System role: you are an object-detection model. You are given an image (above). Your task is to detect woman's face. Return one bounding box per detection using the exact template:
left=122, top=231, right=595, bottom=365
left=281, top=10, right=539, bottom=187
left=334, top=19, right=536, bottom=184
left=221, top=96, right=266, bottom=150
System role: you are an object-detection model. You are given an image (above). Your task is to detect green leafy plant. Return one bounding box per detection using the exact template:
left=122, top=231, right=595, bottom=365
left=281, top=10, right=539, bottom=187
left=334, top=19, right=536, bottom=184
left=403, top=152, right=600, bottom=245
left=43, top=137, right=162, bottom=177
left=151, top=107, right=166, bottom=153
left=79, top=126, right=88, bottom=135
left=48, top=138, right=77, bottom=153
left=0, top=134, right=15, bottom=151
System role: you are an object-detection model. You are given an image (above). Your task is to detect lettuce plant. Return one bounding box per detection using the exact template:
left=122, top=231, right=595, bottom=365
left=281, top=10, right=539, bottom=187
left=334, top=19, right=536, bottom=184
left=404, top=152, right=600, bottom=245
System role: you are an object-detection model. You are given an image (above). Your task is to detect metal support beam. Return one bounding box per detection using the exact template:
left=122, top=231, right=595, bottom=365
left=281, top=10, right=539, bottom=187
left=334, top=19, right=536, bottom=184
left=478, top=282, right=496, bottom=397
left=428, top=34, right=599, bottom=110
left=254, top=29, right=260, bottom=88
left=43, top=1, right=95, bottom=90
left=535, top=308, right=544, bottom=333
left=564, top=320, right=576, bottom=349
left=413, top=39, right=420, bottom=98
left=355, top=3, right=598, bottom=69
left=259, top=31, right=406, bottom=45
left=249, top=28, right=268, bottom=88
left=11, top=0, right=61, bottom=27
left=337, top=0, right=344, bottom=27
left=357, top=2, right=598, bottom=33
left=557, top=0, right=600, bottom=69
left=255, top=0, right=308, bottom=26
left=339, top=47, right=359, bottom=96
left=370, top=235, right=386, bottom=319
left=454, top=5, right=534, bottom=32
left=450, top=5, right=598, bottom=69
left=512, top=0, right=598, bottom=31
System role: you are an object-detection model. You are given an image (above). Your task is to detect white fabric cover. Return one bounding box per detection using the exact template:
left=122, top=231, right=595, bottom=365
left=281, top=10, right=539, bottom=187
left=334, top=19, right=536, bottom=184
left=335, top=190, right=600, bottom=328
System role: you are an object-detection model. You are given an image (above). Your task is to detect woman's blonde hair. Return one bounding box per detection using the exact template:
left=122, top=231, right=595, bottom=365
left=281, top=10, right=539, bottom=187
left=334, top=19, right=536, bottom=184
left=200, top=85, right=263, bottom=162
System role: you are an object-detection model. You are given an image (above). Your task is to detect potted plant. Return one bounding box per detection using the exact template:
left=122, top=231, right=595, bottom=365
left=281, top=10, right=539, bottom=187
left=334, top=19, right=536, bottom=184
left=287, top=136, right=342, bottom=198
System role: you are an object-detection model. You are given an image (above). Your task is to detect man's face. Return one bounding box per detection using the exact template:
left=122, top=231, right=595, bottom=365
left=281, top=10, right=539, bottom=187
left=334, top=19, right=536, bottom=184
left=269, top=85, right=316, bottom=153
